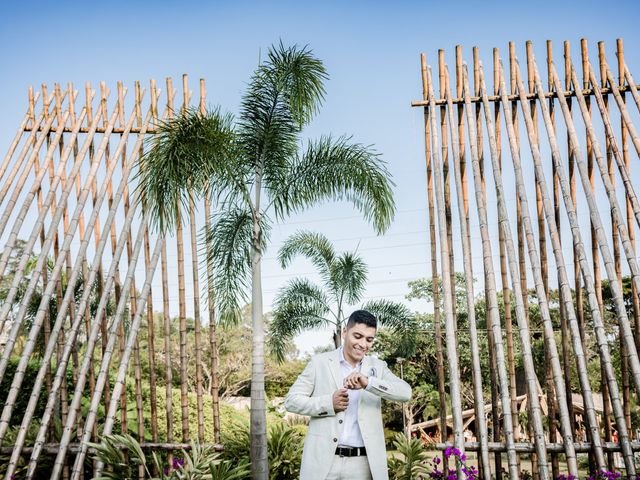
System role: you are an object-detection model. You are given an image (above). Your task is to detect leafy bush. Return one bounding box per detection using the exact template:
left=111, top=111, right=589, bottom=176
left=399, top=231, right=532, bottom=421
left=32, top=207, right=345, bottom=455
left=387, top=432, right=429, bottom=480
left=268, top=422, right=304, bottom=479
left=88, top=433, right=249, bottom=480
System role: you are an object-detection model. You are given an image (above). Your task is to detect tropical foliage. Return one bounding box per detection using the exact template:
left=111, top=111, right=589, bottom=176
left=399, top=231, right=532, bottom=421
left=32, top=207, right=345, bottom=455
left=268, top=231, right=418, bottom=362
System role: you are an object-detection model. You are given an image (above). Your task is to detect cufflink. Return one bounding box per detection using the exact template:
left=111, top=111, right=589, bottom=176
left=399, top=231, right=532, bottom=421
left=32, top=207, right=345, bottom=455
left=379, top=385, right=388, bottom=391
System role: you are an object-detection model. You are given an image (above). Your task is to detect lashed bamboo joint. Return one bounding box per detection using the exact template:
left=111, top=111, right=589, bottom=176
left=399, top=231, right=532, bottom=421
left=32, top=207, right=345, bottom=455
left=417, top=38, right=640, bottom=479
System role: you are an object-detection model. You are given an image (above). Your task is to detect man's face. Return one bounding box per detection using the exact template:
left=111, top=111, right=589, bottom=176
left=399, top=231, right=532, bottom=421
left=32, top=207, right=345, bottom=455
left=342, top=322, right=376, bottom=366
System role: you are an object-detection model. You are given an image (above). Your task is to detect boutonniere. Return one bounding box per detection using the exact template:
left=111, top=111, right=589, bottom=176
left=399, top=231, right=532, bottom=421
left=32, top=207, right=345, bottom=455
left=369, top=367, right=377, bottom=378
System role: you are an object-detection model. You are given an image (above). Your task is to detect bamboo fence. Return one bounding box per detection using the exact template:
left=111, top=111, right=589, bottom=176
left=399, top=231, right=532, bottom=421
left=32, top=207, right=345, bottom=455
left=0, top=76, right=221, bottom=480
left=413, top=38, right=640, bottom=479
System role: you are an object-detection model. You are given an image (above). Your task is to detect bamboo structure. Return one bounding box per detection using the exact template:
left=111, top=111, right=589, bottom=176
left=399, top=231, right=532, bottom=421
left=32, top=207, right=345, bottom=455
left=414, top=38, right=640, bottom=478
left=0, top=77, right=222, bottom=479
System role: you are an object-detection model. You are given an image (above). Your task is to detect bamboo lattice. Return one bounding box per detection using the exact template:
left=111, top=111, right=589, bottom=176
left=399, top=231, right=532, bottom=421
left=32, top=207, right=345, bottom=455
left=0, top=75, right=221, bottom=480
left=413, top=38, right=640, bottom=479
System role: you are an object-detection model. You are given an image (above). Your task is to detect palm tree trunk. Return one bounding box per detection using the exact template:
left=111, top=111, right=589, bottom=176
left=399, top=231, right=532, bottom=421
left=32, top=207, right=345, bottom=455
left=442, top=65, right=491, bottom=478
left=461, top=64, right=520, bottom=480
left=250, top=163, right=269, bottom=478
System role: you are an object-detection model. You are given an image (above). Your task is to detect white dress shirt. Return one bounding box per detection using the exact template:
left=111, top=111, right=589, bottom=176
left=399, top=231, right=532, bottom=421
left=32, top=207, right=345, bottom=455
left=338, top=347, right=365, bottom=447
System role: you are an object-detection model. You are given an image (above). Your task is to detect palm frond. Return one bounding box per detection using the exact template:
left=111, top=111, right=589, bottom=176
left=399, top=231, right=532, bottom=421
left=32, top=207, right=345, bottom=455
left=269, top=278, right=331, bottom=362
left=330, top=252, right=368, bottom=305
left=275, top=135, right=395, bottom=233
left=277, top=230, right=335, bottom=282
left=239, top=43, right=328, bottom=207
left=361, top=299, right=418, bottom=357
left=208, top=458, right=251, bottom=480
left=266, top=41, right=328, bottom=127
left=202, top=206, right=261, bottom=325
left=135, top=107, right=236, bottom=233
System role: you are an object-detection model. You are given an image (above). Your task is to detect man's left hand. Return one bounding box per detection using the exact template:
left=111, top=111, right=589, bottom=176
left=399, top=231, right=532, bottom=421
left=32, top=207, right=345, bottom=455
left=344, top=372, right=368, bottom=390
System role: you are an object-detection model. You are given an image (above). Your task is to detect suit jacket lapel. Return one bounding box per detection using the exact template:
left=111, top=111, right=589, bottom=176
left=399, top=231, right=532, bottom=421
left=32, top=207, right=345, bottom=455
left=328, top=349, right=342, bottom=389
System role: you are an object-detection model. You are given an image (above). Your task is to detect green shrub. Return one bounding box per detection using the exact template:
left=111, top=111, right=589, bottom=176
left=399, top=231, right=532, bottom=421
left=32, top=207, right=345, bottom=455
left=387, top=432, right=429, bottom=480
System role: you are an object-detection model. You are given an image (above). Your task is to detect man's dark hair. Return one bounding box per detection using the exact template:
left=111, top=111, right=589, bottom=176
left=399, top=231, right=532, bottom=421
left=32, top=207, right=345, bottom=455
left=346, top=310, right=377, bottom=329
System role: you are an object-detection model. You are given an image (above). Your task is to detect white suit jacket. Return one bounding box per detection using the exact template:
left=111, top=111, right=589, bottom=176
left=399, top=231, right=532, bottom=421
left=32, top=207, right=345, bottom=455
left=285, top=349, right=412, bottom=480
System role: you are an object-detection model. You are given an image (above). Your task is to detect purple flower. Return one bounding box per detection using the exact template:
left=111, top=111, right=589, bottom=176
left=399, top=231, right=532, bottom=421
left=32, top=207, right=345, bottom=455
left=434, top=457, right=441, bottom=465
left=172, top=457, right=185, bottom=469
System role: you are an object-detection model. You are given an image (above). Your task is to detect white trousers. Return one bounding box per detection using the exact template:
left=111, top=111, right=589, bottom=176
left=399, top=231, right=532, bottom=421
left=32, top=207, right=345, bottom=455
left=325, top=455, right=373, bottom=480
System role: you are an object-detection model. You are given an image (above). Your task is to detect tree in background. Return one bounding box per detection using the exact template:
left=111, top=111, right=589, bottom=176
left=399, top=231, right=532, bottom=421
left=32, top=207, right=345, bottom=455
left=137, top=43, right=396, bottom=478
left=268, top=230, right=418, bottom=362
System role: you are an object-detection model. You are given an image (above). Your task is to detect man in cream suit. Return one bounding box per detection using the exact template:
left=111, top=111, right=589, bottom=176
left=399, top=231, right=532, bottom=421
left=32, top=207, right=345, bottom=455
left=285, top=310, right=412, bottom=480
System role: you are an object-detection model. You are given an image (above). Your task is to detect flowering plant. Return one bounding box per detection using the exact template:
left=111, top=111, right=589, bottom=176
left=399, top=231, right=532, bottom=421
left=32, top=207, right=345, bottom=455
left=428, top=446, right=478, bottom=480
left=586, top=470, right=622, bottom=480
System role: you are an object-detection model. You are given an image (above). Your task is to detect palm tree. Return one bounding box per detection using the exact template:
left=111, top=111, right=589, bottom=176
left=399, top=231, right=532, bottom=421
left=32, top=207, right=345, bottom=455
left=268, top=230, right=417, bottom=362
left=136, top=43, right=396, bottom=478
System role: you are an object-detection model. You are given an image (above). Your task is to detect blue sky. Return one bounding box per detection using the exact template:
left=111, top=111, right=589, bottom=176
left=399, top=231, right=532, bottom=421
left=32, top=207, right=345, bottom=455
left=1, top=0, right=639, bottom=354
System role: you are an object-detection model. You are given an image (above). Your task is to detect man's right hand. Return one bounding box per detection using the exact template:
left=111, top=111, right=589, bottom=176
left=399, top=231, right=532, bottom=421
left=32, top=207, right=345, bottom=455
left=332, top=388, right=349, bottom=412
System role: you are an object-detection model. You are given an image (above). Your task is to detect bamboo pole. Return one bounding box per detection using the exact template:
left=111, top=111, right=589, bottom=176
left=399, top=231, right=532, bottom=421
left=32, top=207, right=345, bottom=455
left=138, top=81, right=159, bottom=446
left=157, top=77, right=175, bottom=468
left=443, top=65, right=491, bottom=478
left=462, top=63, right=520, bottom=479
left=426, top=67, right=466, bottom=474
left=181, top=73, right=205, bottom=442
left=601, top=63, right=640, bottom=157
left=170, top=74, right=190, bottom=443
left=555, top=42, right=575, bottom=440
left=200, top=77, right=221, bottom=443
left=438, top=52, right=457, bottom=336
left=494, top=48, right=519, bottom=456
left=623, top=66, right=640, bottom=113
left=419, top=55, right=448, bottom=465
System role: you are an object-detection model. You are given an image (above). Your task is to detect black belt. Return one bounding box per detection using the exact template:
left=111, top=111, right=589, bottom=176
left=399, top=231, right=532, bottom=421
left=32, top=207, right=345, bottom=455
left=335, top=446, right=367, bottom=457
